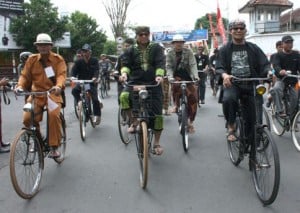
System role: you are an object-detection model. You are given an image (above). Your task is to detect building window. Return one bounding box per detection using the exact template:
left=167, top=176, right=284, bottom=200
left=258, top=9, right=264, bottom=21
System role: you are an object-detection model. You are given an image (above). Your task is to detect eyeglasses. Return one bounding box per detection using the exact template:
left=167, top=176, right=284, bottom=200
left=232, top=27, right=245, bottom=31
left=138, top=33, right=149, bottom=37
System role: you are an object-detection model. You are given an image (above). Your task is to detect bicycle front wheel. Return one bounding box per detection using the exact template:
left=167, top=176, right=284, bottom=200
left=137, top=121, right=148, bottom=189
left=180, top=104, right=189, bottom=152
left=10, top=130, right=44, bottom=199
left=291, top=110, right=300, bottom=151
left=270, top=103, right=285, bottom=136
left=79, top=102, right=86, bottom=141
left=118, top=107, right=131, bottom=144
left=252, top=128, right=280, bottom=206
left=100, top=79, right=106, bottom=99
left=54, top=112, right=67, bottom=164
left=227, top=117, right=243, bottom=166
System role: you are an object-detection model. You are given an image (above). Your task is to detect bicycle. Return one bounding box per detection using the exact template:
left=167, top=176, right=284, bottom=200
left=226, top=76, right=280, bottom=206
left=267, top=73, right=300, bottom=151
left=125, top=82, right=160, bottom=189
left=10, top=90, right=66, bottom=199
left=169, top=80, right=197, bottom=152
left=71, top=79, right=96, bottom=141
left=99, top=72, right=109, bottom=99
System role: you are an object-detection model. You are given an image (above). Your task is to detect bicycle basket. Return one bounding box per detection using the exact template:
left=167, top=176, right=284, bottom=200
left=131, top=90, right=153, bottom=117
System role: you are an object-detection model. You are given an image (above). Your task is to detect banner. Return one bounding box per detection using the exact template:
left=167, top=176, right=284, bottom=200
left=208, top=14, right=218, bottom=48
left=217, top=0, right=227, bottom=44
left=152, top=29, right=208, bottom=42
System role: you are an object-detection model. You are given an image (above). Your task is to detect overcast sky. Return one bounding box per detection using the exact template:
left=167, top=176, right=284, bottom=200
left=50, top=0, right=300, bottom=38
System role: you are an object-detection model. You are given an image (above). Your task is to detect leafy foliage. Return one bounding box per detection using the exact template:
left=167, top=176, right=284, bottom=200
left=9, top=0, right=68, bottom=52
left=66, top=11, right=107, bottom=59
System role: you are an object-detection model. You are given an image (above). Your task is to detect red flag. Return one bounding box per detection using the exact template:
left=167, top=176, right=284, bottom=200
left=208, top=14, right=218, bottom=49
left=217, top=0, right=227, bottom=44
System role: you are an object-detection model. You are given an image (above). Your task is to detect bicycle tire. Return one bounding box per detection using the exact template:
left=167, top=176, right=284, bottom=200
left=180, top=103, right=189, bottom=152
left=100, top=79, right=106, bottom=99
left=137, top=121, right=148, bottom=189
left=54, top=112, right=67, bottom=164
left=291, top=110, right=300, bottom=151
left=79, top=102, right=86, bottom=141
left=270, top=103, right=286, bottom=136
left=10, top=130, right=44, bottom=199
left=252, top=128, right=280, bottom=206
left=227, top=117, right=243, bottom=166
left=105, top=79, right=109, bottom=97
left=118, top=107, right=131, bottom=145
left=88, top=97, right=96, bottom=128
left=74, top=99, right=79, bottom=119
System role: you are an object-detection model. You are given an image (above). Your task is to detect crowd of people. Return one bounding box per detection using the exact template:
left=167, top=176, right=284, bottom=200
left=1, top=18, right=299, bottom=159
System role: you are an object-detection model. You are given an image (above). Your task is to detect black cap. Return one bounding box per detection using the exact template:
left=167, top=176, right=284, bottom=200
left=135, top=26, right=150, bottom=35
left=82, top=43, right=92, bottom=51
left=282, top=35, right=294, bottom=43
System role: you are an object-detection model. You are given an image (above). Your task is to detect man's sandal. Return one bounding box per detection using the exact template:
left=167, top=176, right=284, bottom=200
left=152, top=144, right=164, bottom=156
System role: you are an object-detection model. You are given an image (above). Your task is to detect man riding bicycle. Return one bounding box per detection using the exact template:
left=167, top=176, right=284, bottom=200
left=99, top=53, right=112, bottom=90
left=15, top=33, right=66, bottom=158
left=216, top=19, right=270, bottom=142
left=269, top=35, right=300, bottom=117
left=71, top=43, right=102, bottom=125
left=166, top=34, right=198, bottom=133
left=119, top=26, right=165, bottom=155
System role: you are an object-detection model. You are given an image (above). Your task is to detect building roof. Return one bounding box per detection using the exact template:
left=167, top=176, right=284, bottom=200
left=280, top=8, right=300, bottom=24
left=239, top=0, right=293, bottom=13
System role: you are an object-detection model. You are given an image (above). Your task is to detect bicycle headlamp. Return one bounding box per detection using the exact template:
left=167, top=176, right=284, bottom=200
left=139, top=89, right=148, bottom=99
left=23, top=103, right=33, bottom=112
left=256, top=84, right=266, bottom=95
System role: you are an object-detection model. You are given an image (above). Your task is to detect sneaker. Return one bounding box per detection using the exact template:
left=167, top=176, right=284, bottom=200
left=201, top=100, right=205, bottom=104
left=93, top=116, right=101, bottom=125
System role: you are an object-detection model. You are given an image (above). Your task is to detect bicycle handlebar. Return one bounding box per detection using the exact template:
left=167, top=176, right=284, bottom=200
left=231, top=76, right=271, bottom=82
left=123, top=81, right=160, bottom=91
left=71, top=79, right=95, bottom=84
left=169, top=80, right=198, bottom=84
left=15, top=90, right=51, bottom=97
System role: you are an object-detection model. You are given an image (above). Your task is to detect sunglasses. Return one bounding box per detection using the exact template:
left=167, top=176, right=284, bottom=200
left=232, top=27, right=245, bottom=31
left=138, top=33, right=149, bottom=37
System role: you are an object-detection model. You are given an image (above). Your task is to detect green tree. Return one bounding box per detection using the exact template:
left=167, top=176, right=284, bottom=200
left=103, top=40, right=117, bottom=56
left=9, top=0, right=68, bottom=52
left=66, top=11, right=107, bottom=59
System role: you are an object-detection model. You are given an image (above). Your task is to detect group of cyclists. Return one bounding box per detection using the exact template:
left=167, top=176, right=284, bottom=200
left=4, top=18, right=299, bottom=173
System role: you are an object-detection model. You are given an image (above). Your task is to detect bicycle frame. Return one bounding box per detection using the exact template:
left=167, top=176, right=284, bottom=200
left=227, top=76, right=280, bottom=205
left=124, top=82, right=160, bottom=188
left=170, top=80, right=197, bottom=151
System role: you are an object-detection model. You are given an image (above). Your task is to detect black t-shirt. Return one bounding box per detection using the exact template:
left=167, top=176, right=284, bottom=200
left=231, top=44, right=251, bottom=78
left=273, top=50, right=300, bottom=84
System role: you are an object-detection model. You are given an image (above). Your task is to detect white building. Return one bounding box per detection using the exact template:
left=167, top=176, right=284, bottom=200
left=239, top=0, right=300, bottom=56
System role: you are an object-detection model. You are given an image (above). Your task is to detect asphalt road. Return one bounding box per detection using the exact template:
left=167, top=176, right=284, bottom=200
left=0, top=82, right=300, bottom=213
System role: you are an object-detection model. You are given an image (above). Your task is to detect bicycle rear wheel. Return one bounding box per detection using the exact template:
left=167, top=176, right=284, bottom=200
left=88, top=98, right=96, bottom=128
left=74, top=99, right=79, bottom=119
left=79, top=102, right=86, bottom=141
left=180, top=104, right=189, bottom=152
left=100, top=79, right=106, bottom=99
left=291, top=111, right=300, bottom=151
left=262, top=105, right=271, bottom=131
left=54, top=112, right=67, bottom=164
left=252, top=128, right=280, bottom=206
left=270, top=103, right=286, bottom=136
left=137, top=121, right=148, bottom=189
left=118, top=107, right=131, bottom=144
left=227, top=117, right=243, bottom=166
left=10, top=130, right=44, bottom=199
